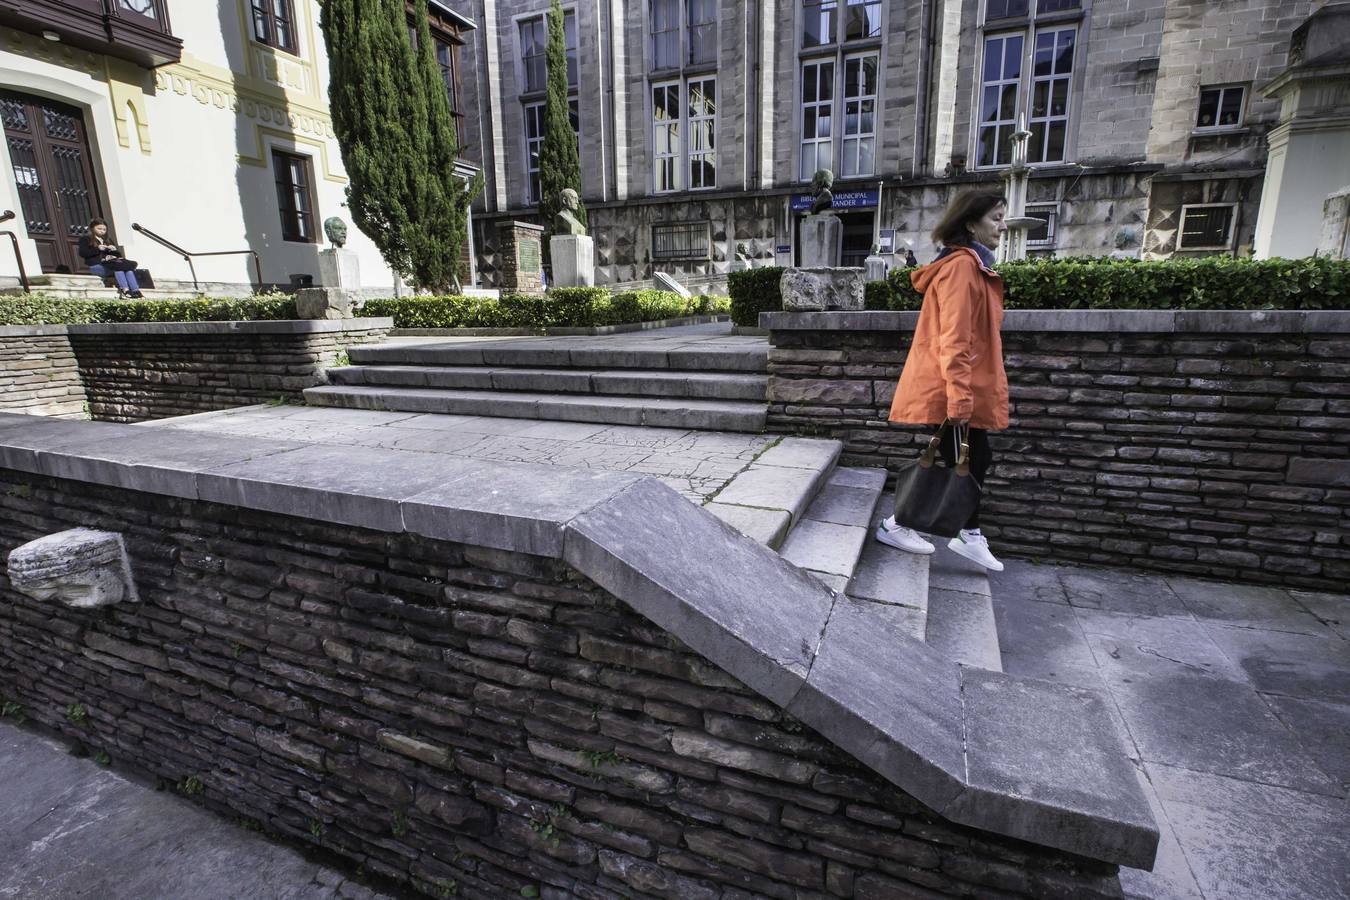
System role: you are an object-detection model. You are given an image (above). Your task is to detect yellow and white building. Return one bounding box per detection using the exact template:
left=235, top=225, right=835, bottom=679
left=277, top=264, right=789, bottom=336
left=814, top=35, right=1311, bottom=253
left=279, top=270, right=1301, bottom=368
left=0, top=0, right=475, bottom=293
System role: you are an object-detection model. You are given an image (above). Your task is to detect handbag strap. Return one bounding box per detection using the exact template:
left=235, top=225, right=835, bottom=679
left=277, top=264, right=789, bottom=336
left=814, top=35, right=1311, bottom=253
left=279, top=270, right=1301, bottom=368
left=920, top=419, right=971, bottom=474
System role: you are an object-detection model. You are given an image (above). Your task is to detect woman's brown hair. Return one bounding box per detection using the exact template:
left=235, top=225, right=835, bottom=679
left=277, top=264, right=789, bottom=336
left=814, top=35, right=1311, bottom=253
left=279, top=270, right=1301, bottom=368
left=931, top=190, right=1006, bottom=248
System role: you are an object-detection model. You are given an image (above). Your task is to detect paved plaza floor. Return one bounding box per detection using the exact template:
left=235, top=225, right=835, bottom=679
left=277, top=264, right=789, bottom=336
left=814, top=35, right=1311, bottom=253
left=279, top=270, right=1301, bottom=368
left=991, top=561, right=1350, bottom=900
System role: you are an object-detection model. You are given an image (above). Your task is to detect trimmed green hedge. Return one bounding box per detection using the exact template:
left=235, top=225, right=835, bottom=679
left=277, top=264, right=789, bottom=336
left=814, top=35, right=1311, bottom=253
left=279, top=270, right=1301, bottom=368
left=357, top=289, right=730, bottom=329
left=0, top=292, right=297, bottom=325
left=730, top=257, right=1350, bottom=323
left=727, top=267, right=786, bottom=327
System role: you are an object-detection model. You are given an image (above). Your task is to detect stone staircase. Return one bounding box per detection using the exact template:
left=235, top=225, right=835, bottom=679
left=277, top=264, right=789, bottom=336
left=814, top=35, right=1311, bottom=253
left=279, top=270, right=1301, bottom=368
left=10, top=273, right=250, bottom=299
left=303, top=339, right=770, bottom=433
left=713, top=438, right=1003, bottom=672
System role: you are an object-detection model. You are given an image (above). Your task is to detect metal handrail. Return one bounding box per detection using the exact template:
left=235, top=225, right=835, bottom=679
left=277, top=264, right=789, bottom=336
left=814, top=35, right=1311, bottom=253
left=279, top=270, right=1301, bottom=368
left=0, top=210, right=29, bottom=294
left=130, top=222, right=263, bottom=293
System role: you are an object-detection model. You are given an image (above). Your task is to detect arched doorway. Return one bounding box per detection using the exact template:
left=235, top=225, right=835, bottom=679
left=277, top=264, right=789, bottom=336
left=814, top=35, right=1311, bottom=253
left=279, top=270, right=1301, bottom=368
left=1, top=90, right=106, bottom=274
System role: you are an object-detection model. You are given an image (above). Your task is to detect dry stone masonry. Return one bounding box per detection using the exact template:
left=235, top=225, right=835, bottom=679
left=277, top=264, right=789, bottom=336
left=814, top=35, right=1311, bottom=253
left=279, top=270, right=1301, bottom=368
left=0, top=326, right=89, bottom=418
left=764, top=310, right=1350, bottom=591
left=0, top=415, right=1157, bottom=899
left=0, top=320, right=392, bottom=423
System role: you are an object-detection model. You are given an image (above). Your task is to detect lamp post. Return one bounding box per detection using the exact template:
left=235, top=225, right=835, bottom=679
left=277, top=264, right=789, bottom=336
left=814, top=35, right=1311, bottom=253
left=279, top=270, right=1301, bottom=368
left=1000, top=114, right=1042, bottom=263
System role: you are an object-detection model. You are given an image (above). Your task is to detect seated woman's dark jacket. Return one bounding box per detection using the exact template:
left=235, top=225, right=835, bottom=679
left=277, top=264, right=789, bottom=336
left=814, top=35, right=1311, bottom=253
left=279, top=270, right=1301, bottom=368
left=77, top=236, right=117, bottom=264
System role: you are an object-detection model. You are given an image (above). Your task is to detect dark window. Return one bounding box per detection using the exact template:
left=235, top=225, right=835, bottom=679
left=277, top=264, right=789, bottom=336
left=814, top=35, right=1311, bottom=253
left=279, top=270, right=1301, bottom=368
left=251, top=0, right=297, bottom=53
left=1178, top=205, right=1234, bottom=250
left=1036, top=0, right=1079, bottom=12
left=117, top=0, right=159, bottom=19
left=1025, top=205, right=1057, bottom=246
left=652, top=221, right=710, bottom=259
left=273, top=150, right=316, bottom=243
left=520, top=17, right=547, bottom=92
left=844, top=0, right=881, bottom=40
left=985, top=0, right=1029, bottom=20
left=436, top=39, right=458, bottom=113
left=688, top=0, right=718, bottom=64
left=1196, top=85, right=1244, bottom=129
left=803, top=0, right=837, bottom=47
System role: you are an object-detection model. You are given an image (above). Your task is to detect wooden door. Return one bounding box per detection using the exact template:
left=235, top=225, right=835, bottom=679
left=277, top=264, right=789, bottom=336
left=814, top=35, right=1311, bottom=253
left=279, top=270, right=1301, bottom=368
left=1, top=92, right=105, bottom=274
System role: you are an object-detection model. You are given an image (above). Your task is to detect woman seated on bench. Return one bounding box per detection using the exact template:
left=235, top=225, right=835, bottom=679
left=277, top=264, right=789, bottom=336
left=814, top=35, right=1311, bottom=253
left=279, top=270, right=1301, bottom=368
left=78, top=218, right=143, bottom=298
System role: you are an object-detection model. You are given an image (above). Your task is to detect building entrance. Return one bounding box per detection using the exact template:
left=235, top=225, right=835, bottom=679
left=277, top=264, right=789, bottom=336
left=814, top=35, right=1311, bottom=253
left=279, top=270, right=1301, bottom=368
left=1, top=91, right=105, bottom=274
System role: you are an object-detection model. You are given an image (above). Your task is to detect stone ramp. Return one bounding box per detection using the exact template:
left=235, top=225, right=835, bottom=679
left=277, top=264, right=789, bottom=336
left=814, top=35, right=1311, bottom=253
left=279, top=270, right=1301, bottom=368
left=307, top=326, right=771, bottom=433
left=0, top=412, right=1159, bottom=870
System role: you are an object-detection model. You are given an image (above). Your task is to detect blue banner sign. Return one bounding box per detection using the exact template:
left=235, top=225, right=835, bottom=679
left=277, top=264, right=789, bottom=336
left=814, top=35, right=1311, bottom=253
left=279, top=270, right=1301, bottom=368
left=790, top=189, right=880, bottom=211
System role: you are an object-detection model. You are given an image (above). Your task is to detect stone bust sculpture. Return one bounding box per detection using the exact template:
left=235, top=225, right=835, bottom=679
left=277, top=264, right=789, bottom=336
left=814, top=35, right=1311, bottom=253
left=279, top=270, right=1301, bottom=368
left=809, top=169, right=835, bottom=215
left=555, top=188, right=586, bottom=236
left=735, top=242, right=750, bottom=261
left=324, top=216, right=348, bottom=248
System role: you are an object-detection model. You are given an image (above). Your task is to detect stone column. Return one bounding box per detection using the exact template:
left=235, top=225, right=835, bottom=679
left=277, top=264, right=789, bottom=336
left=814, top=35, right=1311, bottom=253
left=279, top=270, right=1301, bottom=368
left=1252, top=6, right=1350, bottom=259
left=495, top=221, right=545, bottom=294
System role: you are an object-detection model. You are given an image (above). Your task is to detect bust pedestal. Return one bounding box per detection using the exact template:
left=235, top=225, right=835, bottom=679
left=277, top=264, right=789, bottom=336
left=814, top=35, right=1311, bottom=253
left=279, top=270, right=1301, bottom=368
left=550, top=234, right=595, bottom=287
left=799, top=213, right=843, bottom=268
left=318, top=248, right=360, bottom=288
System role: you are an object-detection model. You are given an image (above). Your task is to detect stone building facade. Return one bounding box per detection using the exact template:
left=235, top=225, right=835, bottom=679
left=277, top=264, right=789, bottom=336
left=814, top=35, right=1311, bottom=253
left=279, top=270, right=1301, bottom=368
left=451, top=0, right=1332, bottom=290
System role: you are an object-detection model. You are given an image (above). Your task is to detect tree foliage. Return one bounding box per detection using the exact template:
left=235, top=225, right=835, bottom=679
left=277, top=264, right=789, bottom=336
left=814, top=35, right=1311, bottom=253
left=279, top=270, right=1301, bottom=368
left=321, top=0, right=478, bottom=292
left=537, top=0, right=585, bottom=266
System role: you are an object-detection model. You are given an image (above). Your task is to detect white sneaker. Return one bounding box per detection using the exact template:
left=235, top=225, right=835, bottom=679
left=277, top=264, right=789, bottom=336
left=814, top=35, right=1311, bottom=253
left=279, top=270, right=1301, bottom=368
left=875, top=517, right=935, bottom=555
left=948, top=529, right=1004, bottom=572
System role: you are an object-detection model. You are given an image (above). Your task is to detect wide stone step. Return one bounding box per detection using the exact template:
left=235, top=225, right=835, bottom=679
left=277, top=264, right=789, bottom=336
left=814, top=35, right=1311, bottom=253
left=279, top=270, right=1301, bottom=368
left=302, top=384, right=767, bottom=432
left=704, top=438, right=846, bottom=549
left=348, top=342, right=767, bottom=372
left=925, top=542, right=1002, bottom=671
left=778, top=466, right=888, bottom=593
left=845, top=505, right=931, bottom=641
left=329, top=365, right=767, bottom=401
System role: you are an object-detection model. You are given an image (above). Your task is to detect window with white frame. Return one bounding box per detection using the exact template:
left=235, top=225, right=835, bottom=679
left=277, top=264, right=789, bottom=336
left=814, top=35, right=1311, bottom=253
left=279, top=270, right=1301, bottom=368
left=977, top=33, right=1023, bottom=167
left=524, top=100, right=579, bottom=203
left=519, top=10, right=577, bottom=93
left=1178, top=204, right=1235, bottom=250
left=1027, top=28, right=1074, bottom=163
left=800, top=59, right=835, bottom=181
left=652, top=82, right=682, bottom=192
left=651, top=79, right=716, bottom=192
left=1196, top=85, right=1245, bottom=130
left=1024, top=203, right=1057, bottom=247
left=841, top=53, right=877, bottom=178
left=976, top=10, right=1077, bottom=168
left=524, top=103, right=544, bottom=202
left=688, top=78, right=716, bottom=188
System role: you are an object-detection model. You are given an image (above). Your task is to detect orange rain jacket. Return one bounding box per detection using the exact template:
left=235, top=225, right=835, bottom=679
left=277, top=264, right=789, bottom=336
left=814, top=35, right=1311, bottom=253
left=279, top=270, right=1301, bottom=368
left=888, top=247, right=1010, bottom=431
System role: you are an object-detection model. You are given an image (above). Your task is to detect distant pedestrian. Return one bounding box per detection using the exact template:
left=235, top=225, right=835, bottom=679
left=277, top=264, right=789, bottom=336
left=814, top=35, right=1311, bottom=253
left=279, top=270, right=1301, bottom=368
left=875, top=190, right=1009, bottom=571
left=78, top=218, right=143, bottom=299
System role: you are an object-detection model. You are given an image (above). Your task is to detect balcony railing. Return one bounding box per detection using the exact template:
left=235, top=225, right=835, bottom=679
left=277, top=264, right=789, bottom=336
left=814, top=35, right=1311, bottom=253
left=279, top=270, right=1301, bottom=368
left=0, top=0, right=182, bottom=68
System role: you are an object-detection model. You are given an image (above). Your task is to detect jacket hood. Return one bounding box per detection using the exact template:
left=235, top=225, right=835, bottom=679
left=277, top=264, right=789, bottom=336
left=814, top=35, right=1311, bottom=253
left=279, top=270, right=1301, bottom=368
left=909, top=246, right=996, bottom=294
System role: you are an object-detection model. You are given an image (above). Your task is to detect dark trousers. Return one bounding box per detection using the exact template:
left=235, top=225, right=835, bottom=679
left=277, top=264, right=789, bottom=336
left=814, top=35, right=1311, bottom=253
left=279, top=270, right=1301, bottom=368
left=893, top=425, right=993, bottom=530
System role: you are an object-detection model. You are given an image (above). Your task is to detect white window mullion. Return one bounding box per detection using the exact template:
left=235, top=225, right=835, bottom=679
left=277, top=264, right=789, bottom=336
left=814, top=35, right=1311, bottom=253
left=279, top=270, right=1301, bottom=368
left=1027, top=26, right=1075, bottom=163
left=841, top=52, right=877, bottom=177
left=688, top=76, right=716, bottom=189
left=976, top=33, right=1023, bottom=167
left=652, top=81, right=682, bottom=192
left=799, top=59, right=835, bottom=181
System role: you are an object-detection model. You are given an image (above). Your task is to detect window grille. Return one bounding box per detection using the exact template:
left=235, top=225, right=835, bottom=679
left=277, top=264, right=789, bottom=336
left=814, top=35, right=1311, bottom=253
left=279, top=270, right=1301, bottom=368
left=652, top=222, right=710, bottom=260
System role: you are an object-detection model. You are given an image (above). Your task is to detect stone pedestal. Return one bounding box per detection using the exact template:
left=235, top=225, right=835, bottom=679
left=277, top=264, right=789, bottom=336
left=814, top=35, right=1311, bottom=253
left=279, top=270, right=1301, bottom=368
left=780, top=267, right=865, bottom=312
left=496, top=221, right=545, bottom=294
left=296, top=287, right=356, bottom=320
left=550, top=234, right=595, bottom=287
left=864, top=254, right=889, bottom=282
left=799, top=214, right=843, bottom=268
left=318, top=248, right=361, bottom=288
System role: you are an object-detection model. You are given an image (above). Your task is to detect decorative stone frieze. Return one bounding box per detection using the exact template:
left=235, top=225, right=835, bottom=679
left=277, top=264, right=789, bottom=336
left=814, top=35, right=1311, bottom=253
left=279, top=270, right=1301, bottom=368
left=780, top=267, right=865, bottom=312
left=7, top=528, right=138, bottom=608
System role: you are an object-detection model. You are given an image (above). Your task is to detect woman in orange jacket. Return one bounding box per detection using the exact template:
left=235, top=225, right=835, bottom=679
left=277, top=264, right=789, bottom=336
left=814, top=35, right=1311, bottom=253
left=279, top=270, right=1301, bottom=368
left=875, top=190, right=1009, bottom=571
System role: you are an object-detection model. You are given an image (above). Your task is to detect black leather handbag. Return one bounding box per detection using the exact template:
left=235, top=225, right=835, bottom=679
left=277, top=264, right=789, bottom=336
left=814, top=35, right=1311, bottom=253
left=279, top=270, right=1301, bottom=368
left=892, top=421, right=982, bottom=538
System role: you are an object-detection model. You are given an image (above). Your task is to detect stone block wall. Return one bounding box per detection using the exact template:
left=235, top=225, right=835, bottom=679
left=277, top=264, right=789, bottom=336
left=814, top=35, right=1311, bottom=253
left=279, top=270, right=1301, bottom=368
left=64, top=321, right=391, bottom=422
left=0, top=470, right=1126, bottom=900
left=0, top=326, right=88, bottom=418
left=765, top=311, right=1350, bottom=591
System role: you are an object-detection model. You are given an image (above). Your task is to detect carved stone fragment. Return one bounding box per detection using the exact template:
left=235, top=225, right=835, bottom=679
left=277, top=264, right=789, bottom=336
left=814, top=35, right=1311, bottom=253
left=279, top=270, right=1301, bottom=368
left=6, top=528, right=139, bottom=608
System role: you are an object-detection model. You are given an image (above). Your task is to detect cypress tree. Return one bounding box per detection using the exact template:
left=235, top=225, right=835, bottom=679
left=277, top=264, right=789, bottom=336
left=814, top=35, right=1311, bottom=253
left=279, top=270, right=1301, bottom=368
left=409, top=0, right=480, bottom=292
left=321, top=0, right=478, bottom=293
left=537, top=0, right=585, bottom=267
